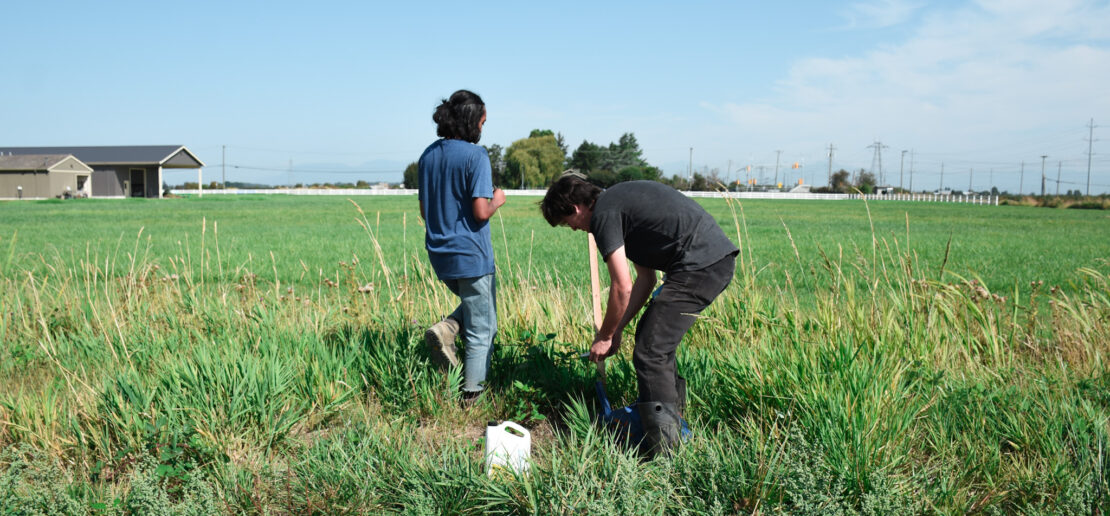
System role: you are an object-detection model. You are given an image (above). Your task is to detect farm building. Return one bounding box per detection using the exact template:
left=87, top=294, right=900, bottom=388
left=0, top=145, right=204, bottom=199
left=0, top=154, right=94, bottom=200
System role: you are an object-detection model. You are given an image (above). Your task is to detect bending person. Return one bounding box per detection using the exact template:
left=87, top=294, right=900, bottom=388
left=541, top=175, right=736, bottom=458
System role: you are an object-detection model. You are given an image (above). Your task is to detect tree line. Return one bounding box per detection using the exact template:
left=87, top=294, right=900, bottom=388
left=407, top=130, right=1087, bottom=195
left=404, top=130, right=717, bottom=190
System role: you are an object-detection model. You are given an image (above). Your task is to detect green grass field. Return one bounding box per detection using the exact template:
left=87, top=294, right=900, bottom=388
left=1, top=194, right=1108, bottom=514
left=4, top=194, right=1105, bottom=292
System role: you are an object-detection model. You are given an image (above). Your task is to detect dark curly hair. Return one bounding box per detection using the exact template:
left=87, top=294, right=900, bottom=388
left=540, top=174, right=602, bottom=227
left=433, top=90, right=485, bottom=143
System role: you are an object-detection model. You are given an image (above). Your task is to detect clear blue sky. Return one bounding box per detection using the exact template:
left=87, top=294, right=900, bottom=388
left=3, top=0, right=1109, bottom=194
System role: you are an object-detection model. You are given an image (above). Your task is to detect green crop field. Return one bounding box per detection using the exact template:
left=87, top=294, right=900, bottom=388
left=1, top=194, right=1108, bottom=514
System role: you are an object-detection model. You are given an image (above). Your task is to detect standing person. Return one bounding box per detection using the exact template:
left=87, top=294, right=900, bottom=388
left=418, top=89, right=505, bottom=403
left=540, top=175, right=737, bottom=458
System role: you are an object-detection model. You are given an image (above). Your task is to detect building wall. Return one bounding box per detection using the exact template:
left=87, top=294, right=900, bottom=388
left=48, top=171, right=80, bottom=197
left=0, top=171, right=50, bottom=199
left=92, top=166, right=159, bottom=197
left=91, top=167, right=125, bottom=197
left=146, top=168, right=161, bottom=197
left=2, top=169, right=137, bottom=199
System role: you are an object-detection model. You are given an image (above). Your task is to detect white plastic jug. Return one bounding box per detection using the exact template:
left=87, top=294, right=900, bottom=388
left=484, top=420, right=530, bottom=477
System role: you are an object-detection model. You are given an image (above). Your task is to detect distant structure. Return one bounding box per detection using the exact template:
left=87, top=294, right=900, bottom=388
left=0, top=154, right=94, bottom=199
left=0, top=145, right=204, bottom=199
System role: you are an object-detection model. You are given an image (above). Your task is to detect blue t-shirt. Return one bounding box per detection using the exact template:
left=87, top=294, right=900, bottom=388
left=418, top=138, right=495, bottom=280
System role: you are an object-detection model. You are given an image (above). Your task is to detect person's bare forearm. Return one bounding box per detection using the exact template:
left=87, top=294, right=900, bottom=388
left=618, top=266, right=657, bottom=330
left=596, top=279, right=630, bottom=340
left=472, top=188, right=505, bottom=221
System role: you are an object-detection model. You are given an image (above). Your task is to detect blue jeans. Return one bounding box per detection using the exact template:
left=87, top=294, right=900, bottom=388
left=443, top=274, right=497, bottom=393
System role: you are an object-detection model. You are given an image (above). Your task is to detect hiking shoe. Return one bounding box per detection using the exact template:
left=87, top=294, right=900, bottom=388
left=425, top=318, right=460, bottom=368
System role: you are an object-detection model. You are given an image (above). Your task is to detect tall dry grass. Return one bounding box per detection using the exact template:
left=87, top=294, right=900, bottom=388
left=0, top=198, right=1107, bottom=514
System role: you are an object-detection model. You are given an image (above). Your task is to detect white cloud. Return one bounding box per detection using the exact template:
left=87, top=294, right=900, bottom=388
left=708, top=0, right=1110, bottom=165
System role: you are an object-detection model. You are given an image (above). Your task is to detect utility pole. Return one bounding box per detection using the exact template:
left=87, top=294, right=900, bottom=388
left=1086, top=118, right=1097, bottom=196
left=1019, top=162, right=1025, bottom=195
left=1040, top=155, right=1047, bottom=197
left=774, top=150, right=782, bottom=187
left=1056, top=161, right=1062, bottom=196
left=827, top=143, right=835, bottom=186
left=908, top=150, right=915, bottom=192
left=688, top=147, right=693, bottom=184
left=727, top=159, right=732, bottom=188
left=221, top=145, right=226, bottom=189
left=899, top=150, right=907, bottom=190
left=968, top=168, right=973, bottom=193
left=940, top=162, right=945, bottom=191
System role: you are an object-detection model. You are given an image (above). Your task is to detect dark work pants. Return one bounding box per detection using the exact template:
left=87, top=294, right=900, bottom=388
left=633, top=252, right=736, bottom=405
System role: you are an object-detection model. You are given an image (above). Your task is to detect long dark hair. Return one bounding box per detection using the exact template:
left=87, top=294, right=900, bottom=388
left=433, top=90, right=485, bottom=143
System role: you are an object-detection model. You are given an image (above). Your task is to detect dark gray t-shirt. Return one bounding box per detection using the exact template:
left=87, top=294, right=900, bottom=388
left=590, top=181, right=738, bottom=273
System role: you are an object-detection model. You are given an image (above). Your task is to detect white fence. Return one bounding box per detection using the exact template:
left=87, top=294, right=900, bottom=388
left=170, top=188, right=998, bottom=205
left=687, top=191, right=850, bottom=200
left=848, top=193, right=999, bottom=205
left=171, top=188, right=418, bottom=196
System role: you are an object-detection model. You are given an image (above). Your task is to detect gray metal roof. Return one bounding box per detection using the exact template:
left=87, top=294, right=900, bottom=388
left=0, top=154, right=74, bottom=171
left=0, top=145, right=205, bottom=168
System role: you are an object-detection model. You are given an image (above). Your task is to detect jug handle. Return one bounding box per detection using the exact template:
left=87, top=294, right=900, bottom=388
left=499, top=421, right=529, bottom=438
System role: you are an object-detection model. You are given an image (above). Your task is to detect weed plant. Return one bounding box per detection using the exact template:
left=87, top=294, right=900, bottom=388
left=0, top=195, right=1107, bottom=514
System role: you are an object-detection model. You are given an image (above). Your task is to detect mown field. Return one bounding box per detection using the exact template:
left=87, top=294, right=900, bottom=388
left=1, top=194, right=1108, bottom=514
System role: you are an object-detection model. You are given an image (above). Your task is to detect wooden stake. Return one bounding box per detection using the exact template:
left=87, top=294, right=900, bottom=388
left=588, top=233, right=605, bottom=379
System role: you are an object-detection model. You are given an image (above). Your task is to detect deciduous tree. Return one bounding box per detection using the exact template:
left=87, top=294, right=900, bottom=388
left=403, top=162, right=418, bottom=189
left=484, top=144, right=505, bottom=187
left=830, top=169, right=851, bottom=192
left=505, top=132, right=565, bottom=188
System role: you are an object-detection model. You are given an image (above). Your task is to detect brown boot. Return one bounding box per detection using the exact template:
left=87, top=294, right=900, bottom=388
left=425, top=317, right=460, bottom=368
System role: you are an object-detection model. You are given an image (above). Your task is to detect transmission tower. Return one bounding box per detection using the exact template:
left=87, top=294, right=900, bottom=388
left=867, top=140, right=889, bottom=185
